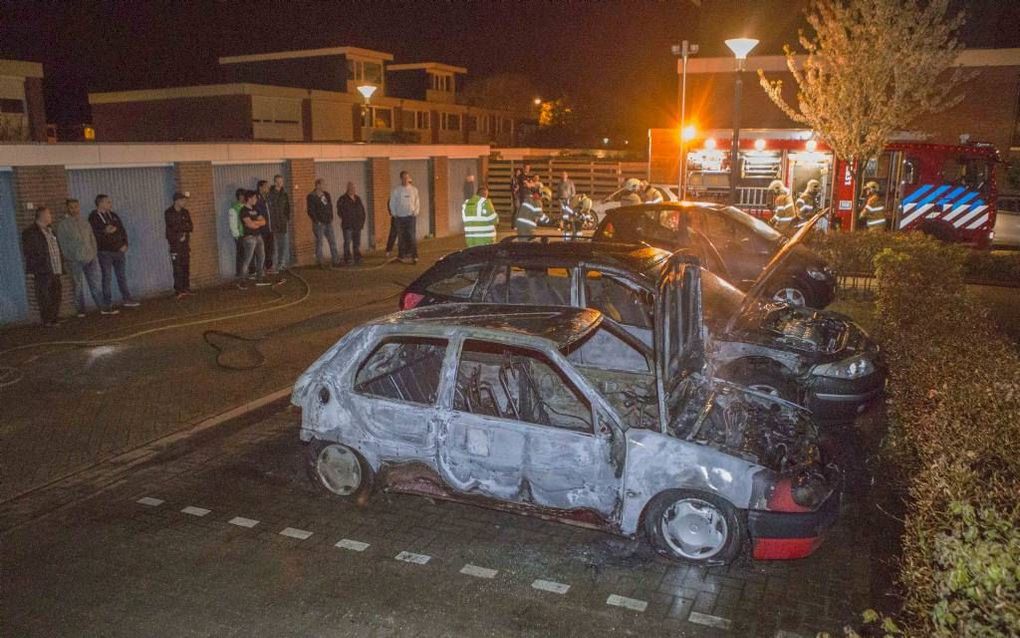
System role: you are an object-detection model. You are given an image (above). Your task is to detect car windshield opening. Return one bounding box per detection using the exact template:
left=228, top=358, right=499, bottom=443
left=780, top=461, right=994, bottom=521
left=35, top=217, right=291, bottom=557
left=354, top=337, right=447, bottom=405
left=717, top=206, right=782, bottom=242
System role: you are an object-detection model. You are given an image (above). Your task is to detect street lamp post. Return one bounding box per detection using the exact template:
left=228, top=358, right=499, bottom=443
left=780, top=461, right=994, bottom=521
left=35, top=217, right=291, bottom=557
left=357, top=84, right=377, bottom=141
left=672, top=40, right=699, bottom=200
left=724, top=38, right=758, bottom=207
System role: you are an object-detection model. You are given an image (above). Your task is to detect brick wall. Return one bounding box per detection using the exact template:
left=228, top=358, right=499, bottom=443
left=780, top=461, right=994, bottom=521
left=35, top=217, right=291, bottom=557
left=173, top=162, right=218, bottom=287
left=12, top=165, right=73, bottom=322
left=368, top=157, right=391, bottom=249
left=431, top=156, right=450, bottom=237
left=288, top=158, right=316, bottom=265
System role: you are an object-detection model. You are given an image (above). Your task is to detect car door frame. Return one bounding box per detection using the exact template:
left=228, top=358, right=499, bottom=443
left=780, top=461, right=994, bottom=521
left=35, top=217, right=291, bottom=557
left=477, top=256, right=580, bottom=307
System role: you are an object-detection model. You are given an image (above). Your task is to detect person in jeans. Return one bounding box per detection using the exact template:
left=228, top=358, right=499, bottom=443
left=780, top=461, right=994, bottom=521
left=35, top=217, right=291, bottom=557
left=237, top=190, right=270, bottom=288
left=306, top=178, right=340, bottom=268
left=267, top=174, right=291, bottom=271
left=384, top=202, right=398, bottom=258
left=388, top=171, right=420, bottom=264
left=338, top=181, right=366, bottom=265
left=88, top=194, right=140, bottom=309
left=164, top=191, right=194, bottom=299
left=256, top=180, right=274, bottom=273
left=227, top=188, right=246, bottom=277
left=56, top=198, right=114, bottom=316
left=21, top=207, right=63, bottom=326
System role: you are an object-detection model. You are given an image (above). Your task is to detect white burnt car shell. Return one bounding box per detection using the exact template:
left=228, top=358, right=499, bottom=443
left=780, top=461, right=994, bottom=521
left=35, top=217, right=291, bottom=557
left=293, top=264, right=840, bottom=565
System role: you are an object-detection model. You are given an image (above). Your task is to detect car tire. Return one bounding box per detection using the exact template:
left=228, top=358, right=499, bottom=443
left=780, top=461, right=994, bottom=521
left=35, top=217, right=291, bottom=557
left=769, top=281, right=810, bottom=307
left=644, top=489, right=743, bottom=565
left=723, top=360, right=798, bottom=402
left=305, top=439, right=374, bottom=502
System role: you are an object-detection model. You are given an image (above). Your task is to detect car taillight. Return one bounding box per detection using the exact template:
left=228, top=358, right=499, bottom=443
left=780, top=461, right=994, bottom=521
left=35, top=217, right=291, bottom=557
left=400, top=292, right=424, bottom=310
left=767, top=473, right=830, bottom=512
left=767, top=477, right=813, bottom=513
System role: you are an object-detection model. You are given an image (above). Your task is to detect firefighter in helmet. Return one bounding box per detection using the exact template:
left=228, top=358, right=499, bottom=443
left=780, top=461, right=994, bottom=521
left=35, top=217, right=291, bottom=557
left=621, top=178, right=644, bottom=207
left=795, top=179, right=821, bottom=228
left=768, top=179, right=795, bottom=231
left=641, top=180, right=664, bottom=204
left=515, top=185, right=548, bottom=237
left=861, top=181, right=886, bottom=231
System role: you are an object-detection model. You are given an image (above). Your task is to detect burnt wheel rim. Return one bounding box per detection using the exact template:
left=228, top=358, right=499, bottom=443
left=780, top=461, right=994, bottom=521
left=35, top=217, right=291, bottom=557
left=772, top=287, right=806, bottom=307
left=660, top=498, right=728, bottom=560
left=316, top=444, right=361, bottom=496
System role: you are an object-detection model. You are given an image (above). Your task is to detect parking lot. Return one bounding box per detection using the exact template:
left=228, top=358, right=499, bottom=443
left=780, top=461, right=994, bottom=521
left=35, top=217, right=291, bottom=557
left=3, top=401, right=888, bottom=637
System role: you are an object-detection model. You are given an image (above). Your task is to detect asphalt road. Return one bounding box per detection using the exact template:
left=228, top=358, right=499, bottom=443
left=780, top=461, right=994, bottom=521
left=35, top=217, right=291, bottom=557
left=2, top=403, right=888, bottom=637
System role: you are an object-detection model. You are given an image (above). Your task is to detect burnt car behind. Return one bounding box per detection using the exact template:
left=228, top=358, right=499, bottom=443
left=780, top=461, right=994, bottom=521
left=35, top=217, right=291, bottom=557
left=401, top=237, right=884, bottom=422
left=293, top=298, right=841, bottom=564
left=593, top=202, right=835, bottom=308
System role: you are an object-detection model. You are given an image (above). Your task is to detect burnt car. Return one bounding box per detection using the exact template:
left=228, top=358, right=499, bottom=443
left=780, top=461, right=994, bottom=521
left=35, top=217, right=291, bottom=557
left=293, top=294, right=840, bottom=564
left=593, top=202, right=836, bottom=308
left=401, top=226, right=884, bottom=422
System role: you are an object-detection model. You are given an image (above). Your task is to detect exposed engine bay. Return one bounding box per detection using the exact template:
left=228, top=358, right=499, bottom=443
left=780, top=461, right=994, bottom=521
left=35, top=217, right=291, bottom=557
left=758, top=304, right=851, bottom=354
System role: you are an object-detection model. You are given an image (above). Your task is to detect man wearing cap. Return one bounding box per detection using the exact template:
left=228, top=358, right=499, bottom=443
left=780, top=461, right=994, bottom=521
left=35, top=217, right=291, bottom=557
left=164, top=191, right=194, bottom=299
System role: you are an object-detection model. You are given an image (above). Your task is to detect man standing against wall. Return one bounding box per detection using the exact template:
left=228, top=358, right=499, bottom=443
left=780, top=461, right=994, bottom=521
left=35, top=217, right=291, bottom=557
left=556, top=171, right=576, bottom=205
left=462, top=184, right=498, bottom=247
left=338, top=181, right=366, bottom=265
left=228, top=188, right=246, bottom=277
left=255, top=180, right=274, bottom=273
left=21, top=207, right=63, bottom=326
left=388, top=170, right=420, bottom=264
left=56, top=198, right=112, bottom=317
left=306, top=178, right=340, bottom=269
left=267, top=174, right=292, bottom=271
left=238, top=190, right=270, bottom=288
left=164, top=191, right=194, bottom=299
left=88, top=194, right=140, bottom=309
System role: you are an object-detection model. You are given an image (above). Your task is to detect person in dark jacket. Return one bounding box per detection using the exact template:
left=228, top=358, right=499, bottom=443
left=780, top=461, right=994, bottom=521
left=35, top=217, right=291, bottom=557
left=88, top=194, right=139, bottom=309
left=164, top=191, right=194, bottom=299
left=306, top=178, right=339, bottom=268
left=21, top=207, right=63, bottom=326
left=255, top=180, right=274, bottom=273
left=267, top=174, right=292, bottom=271
left=338, top=181, right=366, bottom=265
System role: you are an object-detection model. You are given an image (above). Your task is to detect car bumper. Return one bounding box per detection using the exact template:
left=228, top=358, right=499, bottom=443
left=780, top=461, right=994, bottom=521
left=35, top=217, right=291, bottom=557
left=804, top=369, right=887, bottom=420
left=747, top=487, right=841, bottom=560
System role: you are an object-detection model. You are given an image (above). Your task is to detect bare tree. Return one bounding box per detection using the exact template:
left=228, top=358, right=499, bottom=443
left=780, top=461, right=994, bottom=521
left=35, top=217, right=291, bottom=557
left=759, top=0, right=970, bottom=229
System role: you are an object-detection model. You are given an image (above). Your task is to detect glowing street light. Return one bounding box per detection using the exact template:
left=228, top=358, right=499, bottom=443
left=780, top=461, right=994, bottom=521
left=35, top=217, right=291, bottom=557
left=533, top=97, right=542, bottom=106
left=704, top=137, right=717, bottom=150
left=357, top=85, right=378, bottom=140
left=724, top=37, right=759, bottom=206
left=357, top=84, right=377, bottom=103
left=681, top=124, right=697, bottom=141
left=754, top=138, right=766, bottom=151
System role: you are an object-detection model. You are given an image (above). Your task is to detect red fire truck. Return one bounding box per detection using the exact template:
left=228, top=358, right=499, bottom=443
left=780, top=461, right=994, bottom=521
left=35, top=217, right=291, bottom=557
left=651, top=128, right=1001, bottom=248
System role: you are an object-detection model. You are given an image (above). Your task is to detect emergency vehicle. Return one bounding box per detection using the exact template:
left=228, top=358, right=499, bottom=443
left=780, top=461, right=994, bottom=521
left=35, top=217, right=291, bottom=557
left=649, top=128, right=1001, bottom=247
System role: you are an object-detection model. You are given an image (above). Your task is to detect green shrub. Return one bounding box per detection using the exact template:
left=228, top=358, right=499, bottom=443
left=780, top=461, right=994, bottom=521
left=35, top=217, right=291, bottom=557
left=870, top=237, right=1020, bottom=636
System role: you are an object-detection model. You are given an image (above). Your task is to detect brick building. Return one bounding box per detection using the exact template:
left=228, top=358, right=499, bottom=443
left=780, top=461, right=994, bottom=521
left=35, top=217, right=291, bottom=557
left=89, top=46, right=527, bottom=145
left=0, top=59, right=47, bottom=142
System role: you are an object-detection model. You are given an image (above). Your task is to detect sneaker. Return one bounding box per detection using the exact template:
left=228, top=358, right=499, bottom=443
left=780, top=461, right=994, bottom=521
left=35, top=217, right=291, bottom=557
left=255, top=279, right=271, bottom=287
left=100, top=308, right=120, bottom=316
left=385, top=251, right=392, bottom=258
left=76, top=312, right=86, bottom=318
left=123, top=301, right=140, bottom=308
left=236, top=281, right=249, bottom=290
left=175, top=292, right=187, bottom=301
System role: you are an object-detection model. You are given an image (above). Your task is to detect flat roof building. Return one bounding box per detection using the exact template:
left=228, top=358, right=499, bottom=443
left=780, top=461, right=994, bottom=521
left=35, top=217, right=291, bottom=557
left=0, top=59, right=46, bottom=142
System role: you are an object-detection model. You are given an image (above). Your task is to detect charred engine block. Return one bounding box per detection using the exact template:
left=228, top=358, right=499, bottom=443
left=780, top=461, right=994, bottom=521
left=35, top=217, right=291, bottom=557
left=762, top=306, right=848, bottom=354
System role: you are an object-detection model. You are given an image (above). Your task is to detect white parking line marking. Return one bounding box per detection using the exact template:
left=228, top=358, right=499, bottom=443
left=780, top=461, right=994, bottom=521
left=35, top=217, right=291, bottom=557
left=460, top=564, right=498, bottom=579
left=395, top=551, right=431, bottom=565
left=531, top=579, right=570, bottom=595
left=136, top=497, right=164, bottom=507
left=180, top=506, right=210, bottom=517
left=279, top=527, right=313, bottom=540
left=228, top=517, right=259, bottom=528
left=688, top=611, right=732, bottom=630
left=335, top=539, right=370, bottom=552
left=606, top=594, right=647, bottom=612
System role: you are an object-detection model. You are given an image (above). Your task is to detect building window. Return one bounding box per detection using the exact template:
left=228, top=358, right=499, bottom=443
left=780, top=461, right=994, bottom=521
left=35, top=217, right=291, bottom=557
left=489, top=115, right=498, bottom=133
left=441, top=113, right=461, bottom=131
left=429, top=73, right=452, bottom=92
left=477, top=115, right=488, bottom=133
left=414, top=110, right=430, bottom=130
left=0, top=99, right=25, bottom=114
left=347, top=59, right=384, bottom=86
left=466, top=115, right=478, bottom=132
left=362, top=106, right=393, bottom=129
left=502, top=118, right=512, bottom=134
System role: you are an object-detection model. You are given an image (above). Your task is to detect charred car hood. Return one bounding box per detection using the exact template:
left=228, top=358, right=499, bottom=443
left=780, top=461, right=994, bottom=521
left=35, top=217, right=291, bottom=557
left=668, top=377, right=821, bottom=473
left=741, top=303, right=863, bottom=357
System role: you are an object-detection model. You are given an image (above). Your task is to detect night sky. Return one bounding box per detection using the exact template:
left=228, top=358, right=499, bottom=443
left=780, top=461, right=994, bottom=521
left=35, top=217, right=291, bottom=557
left=1, top=0, right=1018, bottom=141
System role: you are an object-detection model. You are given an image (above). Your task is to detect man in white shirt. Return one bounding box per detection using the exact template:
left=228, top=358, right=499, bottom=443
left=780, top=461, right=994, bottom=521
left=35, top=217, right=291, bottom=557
left=388, top=171, right=421, bottom=264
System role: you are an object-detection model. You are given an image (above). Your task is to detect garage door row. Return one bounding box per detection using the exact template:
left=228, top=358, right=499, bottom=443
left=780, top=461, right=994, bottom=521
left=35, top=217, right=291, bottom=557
left=0, top=158, right=481, bottom=324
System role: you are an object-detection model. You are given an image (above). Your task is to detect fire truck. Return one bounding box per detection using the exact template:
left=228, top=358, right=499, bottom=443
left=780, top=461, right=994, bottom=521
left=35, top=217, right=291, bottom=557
left=649, top=128, right=1001, bottom=247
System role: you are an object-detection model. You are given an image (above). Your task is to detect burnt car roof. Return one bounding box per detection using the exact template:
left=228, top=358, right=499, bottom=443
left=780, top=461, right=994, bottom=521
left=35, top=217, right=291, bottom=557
left=372, top=303, right=603, bottom=348
left=435, top=239, right=676, bottom=279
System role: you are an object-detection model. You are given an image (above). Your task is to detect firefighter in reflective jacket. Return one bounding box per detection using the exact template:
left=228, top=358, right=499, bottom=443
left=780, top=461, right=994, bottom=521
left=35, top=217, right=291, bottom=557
left=768, top=180, right=795, bottom=231
left=795, top=180, right=821, bottom=228
left=515, top=188, right=548, bottom=236
left=462, top=184, right=499, bottom=247
left=861, top=181, right=886, bottom=231
left=621, top=178, right=644, bottom=206
left=641, top=181, right=664, bottom=204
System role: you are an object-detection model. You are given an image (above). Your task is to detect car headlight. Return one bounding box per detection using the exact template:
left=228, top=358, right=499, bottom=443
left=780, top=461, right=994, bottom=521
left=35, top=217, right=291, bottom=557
left=807, top=266, right=829, bottom=281
left=813, top=354, right=875, bottom=379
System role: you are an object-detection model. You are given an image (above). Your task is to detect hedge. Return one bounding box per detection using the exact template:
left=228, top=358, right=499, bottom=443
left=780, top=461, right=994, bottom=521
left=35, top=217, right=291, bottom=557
left=867, top=235, right=1019, bottom=635
left=808, top=231, right=1020, bottom=286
